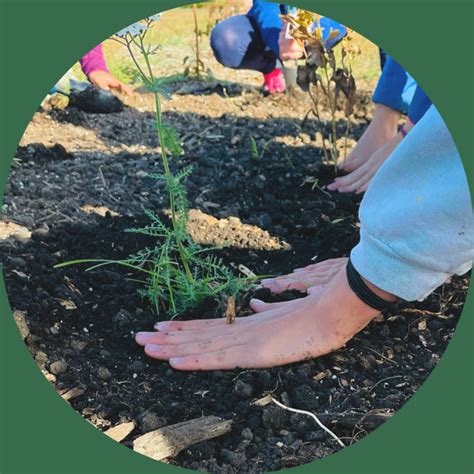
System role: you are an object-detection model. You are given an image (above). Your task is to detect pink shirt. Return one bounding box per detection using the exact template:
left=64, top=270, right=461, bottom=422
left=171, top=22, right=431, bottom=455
left=79, top=44, right=109, bottom=77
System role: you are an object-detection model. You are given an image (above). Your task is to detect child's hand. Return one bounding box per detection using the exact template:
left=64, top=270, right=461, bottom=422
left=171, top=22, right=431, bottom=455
left=88, top=70, right=133, bottom=96
left=278, top=21, right=305, bottom=61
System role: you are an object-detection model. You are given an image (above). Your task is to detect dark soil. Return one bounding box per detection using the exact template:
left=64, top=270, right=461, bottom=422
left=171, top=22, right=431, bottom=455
left=1, top=82, right=469, bottom=472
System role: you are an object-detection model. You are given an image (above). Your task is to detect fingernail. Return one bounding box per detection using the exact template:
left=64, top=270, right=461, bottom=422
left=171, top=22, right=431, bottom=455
left=169, top=357, right=184, bottom=367
left=326, top=183, right=336, bottom=191
left=135, top=332, right=154, bottom=344
left=250, top=298, right=263, bottom=305
left=261, top=278, right=275, bottom=285
left=155, top=322, right=171, bottom=331
left=144, top=343, right=161, bottom=355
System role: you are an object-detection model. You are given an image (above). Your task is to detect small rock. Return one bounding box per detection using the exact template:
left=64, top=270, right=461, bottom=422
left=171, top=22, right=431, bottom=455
left=289, top=439, right=303, bottom=450
left=233, top=379, right=253, bottom=398
left=31, top=227, right=49, bottom=242
left=305, top=430, right=327, bottom=442
left=241, top=427, right=253, bottom=441
left=70, top=338, right=88, bottom=352
left=97, top=366, right=112, bottom=380
left=128, top=360, right=146, bottom=372
left=262, top=406, right=287, bottom=431
left=220, top=448, right=246, bottom=468
left=50, top=359, right=68, bottom=375
left=291, top=384, right=319, bottom=411
left=113, top=309, right=132, bottom=326
left=282, top=432, right=296, bottom=444
left=139, top=412, right=167, bottom=433
left=258, top=371, right=273, bottom=389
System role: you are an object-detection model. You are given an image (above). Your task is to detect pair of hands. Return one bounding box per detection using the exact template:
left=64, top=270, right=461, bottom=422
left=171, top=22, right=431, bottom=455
left=88, top=70, right=133, bottom=96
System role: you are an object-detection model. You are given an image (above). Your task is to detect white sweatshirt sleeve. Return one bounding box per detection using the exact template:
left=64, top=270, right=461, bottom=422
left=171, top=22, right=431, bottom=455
left=350, top=105, right=473, bottom=301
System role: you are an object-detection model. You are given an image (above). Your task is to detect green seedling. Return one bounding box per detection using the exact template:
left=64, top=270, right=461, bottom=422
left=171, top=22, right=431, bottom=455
left=250, top=136, right=272, bottom=160
left=55, top=15, right=251, bottom=318
left=283, top=153, right=295, bottom=169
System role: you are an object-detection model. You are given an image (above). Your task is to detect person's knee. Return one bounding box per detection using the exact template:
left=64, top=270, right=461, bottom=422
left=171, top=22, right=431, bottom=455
left=210, top=20, right=244, bottom=69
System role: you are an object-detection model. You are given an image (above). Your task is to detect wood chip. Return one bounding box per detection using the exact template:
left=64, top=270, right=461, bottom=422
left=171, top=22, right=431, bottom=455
left=104, top=421, right=136, bottom=443
left=61, top=386, right=85, bottom=401
left=252, top=394, right=273, bottom=407
left=225, top=295, right=236, bottom=325
left=80, top=205, right=120, bottom=217
left=59, top=299, right=77, bottom=310
left=0, top=221, right=31, bottom=241
left=133, top=416, right=232, bottom=461
left=13, top=310, right=30, bottom=339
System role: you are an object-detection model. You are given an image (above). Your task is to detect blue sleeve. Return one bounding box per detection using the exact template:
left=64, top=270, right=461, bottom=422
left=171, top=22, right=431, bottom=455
left=407, top=85, right=432, bottom=123
left=247, top=0, right=283, bottom=57
left=372, top=55, right=417, bottom=113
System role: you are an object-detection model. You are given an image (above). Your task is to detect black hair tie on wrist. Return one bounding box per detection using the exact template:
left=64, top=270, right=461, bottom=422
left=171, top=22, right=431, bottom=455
left=346, top=259, right=394, bottom=312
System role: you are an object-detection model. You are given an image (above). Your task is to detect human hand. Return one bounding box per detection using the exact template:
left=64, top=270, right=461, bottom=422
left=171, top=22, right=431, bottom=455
left=278, top=21, right=305, bottom=61
left=135, top=263, right=381, bottom=370
left=340, top=103, right=401, bottom=172
left=88, top=70, right=133, bottom=96
left=328, top=125, right=411, bottom=194
left=261, top=257, right=348, bottom=293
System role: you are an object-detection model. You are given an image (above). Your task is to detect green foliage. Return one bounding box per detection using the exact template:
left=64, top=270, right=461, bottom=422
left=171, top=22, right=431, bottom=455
left=56, top=16, right=250, bottom=319
left=250, top=136, right=272, bottom=160
left=161, top=123, right=183, bottom=156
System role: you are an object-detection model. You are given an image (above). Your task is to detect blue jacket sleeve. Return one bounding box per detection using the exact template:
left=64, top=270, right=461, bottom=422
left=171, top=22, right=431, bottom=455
left=372, top=55, right=417, bottom=113
left=407, top=85, right=432, bottom=123
left=247, top=0, right=283, bottom=57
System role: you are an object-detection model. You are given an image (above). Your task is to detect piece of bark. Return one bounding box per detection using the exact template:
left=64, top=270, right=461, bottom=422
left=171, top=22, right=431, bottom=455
left=61, top=386, right=85, bottom=401
left=104, top=422, right=136, bottom=443
left=133, top=416, right=232, bottom=461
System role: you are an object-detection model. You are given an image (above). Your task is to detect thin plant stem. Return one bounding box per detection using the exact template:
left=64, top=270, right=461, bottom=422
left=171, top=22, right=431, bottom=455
left=192, top=5, right=201, bottom=79
left=138, top=36, right=194, bottom=283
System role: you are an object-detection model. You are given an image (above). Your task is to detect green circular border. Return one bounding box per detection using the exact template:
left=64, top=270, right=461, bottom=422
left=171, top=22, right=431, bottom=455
left=0, top=1, right=472, bottom=473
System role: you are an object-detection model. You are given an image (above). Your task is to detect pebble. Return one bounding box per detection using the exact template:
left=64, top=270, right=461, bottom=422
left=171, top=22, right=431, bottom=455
left=70, top=338, right=88, bottom=352
left=139, top=412, right=167, bottom=433
left=291, top=384, right=319, bottom=411
left=233, top=379, right=254, bottom=399
left=113, top=309, right=132, bottom=327
left=127, top=360, right=146, bottom=372
left=262, top=406, right=287, bottom=431
left=31, top=227, right=49, bottom=242
left=257, top=371, right=273, bottom=389
left=305, top=430, right=327, bottom=442
left=220, top=449, right=246, bottom=468
left=97, top=366, right=112, bottom=380
left=241, top=427, right=253, bottom=441
left=49, top=359, right=68, bottom=375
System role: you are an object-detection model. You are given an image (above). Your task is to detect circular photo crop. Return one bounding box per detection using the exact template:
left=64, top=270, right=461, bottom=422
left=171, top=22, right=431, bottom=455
left=2, top=1, right=472, bottom=471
